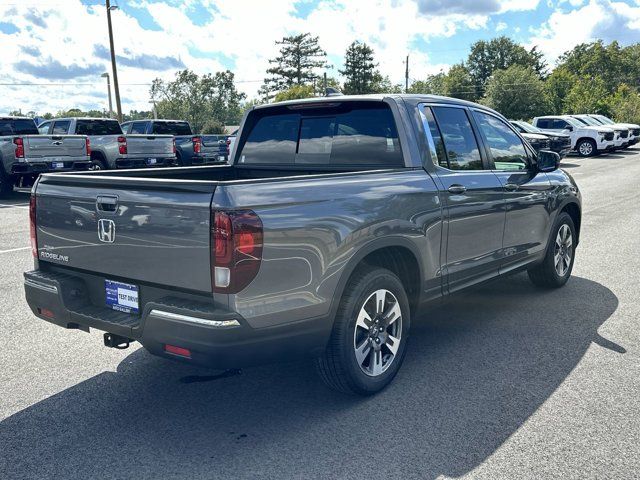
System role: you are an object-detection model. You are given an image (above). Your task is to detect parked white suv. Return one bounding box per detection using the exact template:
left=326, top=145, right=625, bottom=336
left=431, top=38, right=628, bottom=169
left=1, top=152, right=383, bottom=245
left=571, top=115, right=628, bottom=149
left=532, top=115, right=616, bottom=157
left=587, top=114, right=638, bottom=147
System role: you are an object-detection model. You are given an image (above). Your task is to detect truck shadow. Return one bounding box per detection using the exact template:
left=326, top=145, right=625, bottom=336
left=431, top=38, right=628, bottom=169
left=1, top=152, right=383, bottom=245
left=0, top=274, right=620, bottom=479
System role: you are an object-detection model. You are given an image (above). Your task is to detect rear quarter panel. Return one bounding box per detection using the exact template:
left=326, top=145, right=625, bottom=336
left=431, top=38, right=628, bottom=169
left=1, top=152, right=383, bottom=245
left=215, top=169, right=443, bottom=329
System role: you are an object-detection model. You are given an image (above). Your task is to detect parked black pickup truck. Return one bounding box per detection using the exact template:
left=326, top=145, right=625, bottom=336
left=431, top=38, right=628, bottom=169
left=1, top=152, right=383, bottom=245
left=24, top=95, right=581, bottom=395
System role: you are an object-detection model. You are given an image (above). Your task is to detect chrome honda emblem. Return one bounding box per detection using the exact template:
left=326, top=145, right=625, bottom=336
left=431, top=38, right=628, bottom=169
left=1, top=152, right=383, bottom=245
left=98, top=219, right=116, bottom=243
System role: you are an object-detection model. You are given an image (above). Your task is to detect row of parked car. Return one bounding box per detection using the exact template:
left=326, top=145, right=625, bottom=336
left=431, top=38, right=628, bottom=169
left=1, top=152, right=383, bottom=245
left=0, top=116, right=232, bottom=196
left=510, top=114, right=639, bottom=158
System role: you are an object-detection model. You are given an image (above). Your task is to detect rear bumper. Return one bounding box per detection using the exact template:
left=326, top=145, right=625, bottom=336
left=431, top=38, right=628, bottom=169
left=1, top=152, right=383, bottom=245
left=11, top=160, right=91, bottom=175
left=24, top=269, right=329, bottom=369
left=115, top=156, right=175, bottom=169
left=190, top=154, right=227, bottom=165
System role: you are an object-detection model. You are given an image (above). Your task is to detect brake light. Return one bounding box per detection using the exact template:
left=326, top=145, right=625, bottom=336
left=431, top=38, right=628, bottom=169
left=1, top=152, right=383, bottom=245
left=86, top=137, right=91, bottom=156
left=211, top=210, right=263, bottom=293
left=29, top=194, right=37, bottom=258
left=226, top=138, right=231, bottom=156
left=192, top=136, right=202, bottom=155
left=172, top=138, right=176, bottom=154
left=14, top=137, right=24, bottom=158
left=117, top=136, right=127, bottom=155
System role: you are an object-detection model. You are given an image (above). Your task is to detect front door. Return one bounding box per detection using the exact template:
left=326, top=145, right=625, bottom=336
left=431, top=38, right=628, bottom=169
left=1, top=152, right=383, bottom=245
left=471, top=110, right=553, bottom=272
left=422, top=105, right=506, bottom=293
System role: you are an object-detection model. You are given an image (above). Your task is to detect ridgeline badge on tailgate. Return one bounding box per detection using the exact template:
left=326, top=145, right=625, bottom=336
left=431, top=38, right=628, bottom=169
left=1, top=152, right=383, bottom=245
left=98, top=219, right=116, bottom=243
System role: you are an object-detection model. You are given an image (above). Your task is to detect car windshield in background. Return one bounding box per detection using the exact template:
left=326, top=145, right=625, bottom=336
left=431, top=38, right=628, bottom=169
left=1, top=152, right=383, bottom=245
left=76, top=120, right=122, bottom=136
left=0, top=119, right=38, bottom=135
left=238, top=103, right=403, bottom=166
left=595, top=115, right=615, bottom=125
left=515, top=121, right=543, bottom=134
left=564, top=117, right=583, bottom=128
left=577, top=116, right=600, bottom=126
left=152, top=122, right=192, bottom=136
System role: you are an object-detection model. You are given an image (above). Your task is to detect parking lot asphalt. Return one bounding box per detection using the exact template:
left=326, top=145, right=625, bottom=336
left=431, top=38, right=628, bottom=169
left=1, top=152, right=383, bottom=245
left=1, top=149, right=639, bottom=479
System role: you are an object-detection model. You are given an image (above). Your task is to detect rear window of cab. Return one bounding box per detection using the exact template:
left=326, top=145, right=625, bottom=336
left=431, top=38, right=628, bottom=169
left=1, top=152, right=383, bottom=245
left=237, top=102, right=403, bottom=167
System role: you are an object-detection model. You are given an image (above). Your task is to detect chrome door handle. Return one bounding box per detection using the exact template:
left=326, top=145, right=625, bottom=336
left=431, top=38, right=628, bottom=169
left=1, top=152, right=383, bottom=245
left=504, top=183, right=519, bottom=191
left=448, top=184, right=467, bottom=194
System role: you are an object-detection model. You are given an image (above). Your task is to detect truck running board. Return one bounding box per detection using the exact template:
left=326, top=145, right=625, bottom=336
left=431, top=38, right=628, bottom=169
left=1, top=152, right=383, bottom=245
left=103, top=333, right=134, bottom=349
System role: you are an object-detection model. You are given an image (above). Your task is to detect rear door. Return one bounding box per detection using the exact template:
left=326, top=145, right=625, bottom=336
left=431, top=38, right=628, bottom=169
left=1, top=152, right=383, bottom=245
left=471, top=110, right=553, bottom=272
left=421, top=104, right=505, bottom=292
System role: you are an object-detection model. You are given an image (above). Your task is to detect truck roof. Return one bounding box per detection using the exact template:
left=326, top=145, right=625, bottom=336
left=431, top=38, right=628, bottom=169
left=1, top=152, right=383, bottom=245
left=254, top=93, right=488, bottom=111
left=49, top=117, right=119, bottom=122
left=0, top=116, right=33, bottom=120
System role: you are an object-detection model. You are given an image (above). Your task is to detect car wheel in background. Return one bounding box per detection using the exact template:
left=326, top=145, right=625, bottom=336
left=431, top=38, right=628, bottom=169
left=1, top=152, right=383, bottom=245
left=316, top=266, right=411, bottom=395
left=528, top=212, right=576, bottom=288
left=576, top=139, right=596, bottom=157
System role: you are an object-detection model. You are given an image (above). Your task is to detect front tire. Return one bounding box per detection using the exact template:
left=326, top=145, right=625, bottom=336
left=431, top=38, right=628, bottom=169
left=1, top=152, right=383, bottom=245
left=528, top=212, right=576, bottom=288
left=576, top=139, right=596, bottom=157
left=316, top=266, right=411, bottom=395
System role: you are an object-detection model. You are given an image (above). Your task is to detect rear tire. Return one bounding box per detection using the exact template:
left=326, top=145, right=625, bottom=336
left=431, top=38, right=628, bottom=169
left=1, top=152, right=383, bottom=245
left=88, top=155, right=107, bottom=171
left=316, top=266, right=411, bottom=395
left=528, top=212, right=576, bottom=289
left=576, top=139, right=596, bottom=157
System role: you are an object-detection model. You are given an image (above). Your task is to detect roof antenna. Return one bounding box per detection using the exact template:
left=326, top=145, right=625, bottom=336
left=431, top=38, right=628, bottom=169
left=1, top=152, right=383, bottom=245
left=325, top=87, right=343, bottom=97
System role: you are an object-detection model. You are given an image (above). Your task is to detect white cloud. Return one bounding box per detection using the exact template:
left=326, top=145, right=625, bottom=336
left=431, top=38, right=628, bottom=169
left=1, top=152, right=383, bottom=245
left=496, top=21, right=508, bottom=31
left=528, top=0, right=640, bottom=65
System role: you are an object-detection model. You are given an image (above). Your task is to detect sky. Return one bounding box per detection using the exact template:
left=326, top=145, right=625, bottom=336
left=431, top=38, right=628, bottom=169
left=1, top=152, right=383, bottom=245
left=0, top=0, right=639, bottom=115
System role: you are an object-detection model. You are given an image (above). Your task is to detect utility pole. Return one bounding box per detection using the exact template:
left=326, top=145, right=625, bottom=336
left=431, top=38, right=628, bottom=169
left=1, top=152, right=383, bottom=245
left=323, top=72, right=327, bottom=93
left=101, top=72, right=113, bottom=118
left=106, top=0, right=123, bottom=122
left=405, top=54, right=409, bottom=93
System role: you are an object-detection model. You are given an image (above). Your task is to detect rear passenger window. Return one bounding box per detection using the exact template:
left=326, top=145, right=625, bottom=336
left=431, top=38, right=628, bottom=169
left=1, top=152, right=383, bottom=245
left=421, top=106, right=448, bottom=168
left=431, top=107, right=483, bottom=170
left=473, top=111, right=528, bottom=171
left=52, top=121, right=70, bottom=134
left=238, top=103, right=403, bottom=167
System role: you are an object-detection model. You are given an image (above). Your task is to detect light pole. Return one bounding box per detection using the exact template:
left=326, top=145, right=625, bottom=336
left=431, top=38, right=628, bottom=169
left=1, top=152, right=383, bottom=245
left=106, top=0, right=123, bottom=122
left=101, top=72, right=113, bottom=118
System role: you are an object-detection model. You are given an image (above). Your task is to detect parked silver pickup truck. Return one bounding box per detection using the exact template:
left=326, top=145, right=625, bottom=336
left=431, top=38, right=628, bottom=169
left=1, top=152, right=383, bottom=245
left=25, top=95, right=582, bottom=395
left=37, top=117, right=175, bottom=170
left=0, top=116, right=90, bottom=196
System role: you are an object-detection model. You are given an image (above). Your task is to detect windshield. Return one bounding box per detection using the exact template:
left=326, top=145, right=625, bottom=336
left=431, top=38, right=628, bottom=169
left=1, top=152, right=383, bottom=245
left=564, top=117, right=584, bottom=128
left=76, top=120, right=122, bottom=135
left=0, top=118, right=38, bottom=135
left=515, top=121, right=542, bottom=134
left=595, top=115, right=614, bottom=125
left=576, top=116, right=600, bottom=126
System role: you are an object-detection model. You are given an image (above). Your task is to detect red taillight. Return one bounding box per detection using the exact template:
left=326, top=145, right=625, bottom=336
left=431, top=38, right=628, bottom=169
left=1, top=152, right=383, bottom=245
left=211, top=210, right=263, bottom=293
left=117, top=136, right=127, bottom=155
left=226, top=138, right=231, bottom=156
left=86, top=137, right=91, bottom=156
left=192, top=136, right=202, bottom=155
left=37, top=307, right=54, bottom=319
left=164, top=344, right=191, bottom=358
left=14, top=137, right=24, bottom=158
left=172, top=138, right=176, bottom=154
left=29, top=194, right=37, bottom=258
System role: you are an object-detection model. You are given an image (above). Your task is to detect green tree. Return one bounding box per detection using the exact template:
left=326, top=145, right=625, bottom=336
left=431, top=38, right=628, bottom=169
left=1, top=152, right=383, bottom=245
left=481, top=65, right=548, bottom=120
left=467, top=36, right=547, bottom=96
left=563, top=76, right=611, bottom=115
left=201, top=119, right=226, bottom=134
left=274, top=84, right=315, bottom=102
left=261, top=33, right=328, bottom=98
left=123, top=110, right=153, bottom=121
left=610, top=84, right=640, bottom=124
left=150, top=69, right=245, bottom=133
left=544, top=67, right=576, bottom=114
left=340, top=41, right=381, bottom=94
left=557, top=41, right=627, bottom=94
left=443, top=64, right=477, bottom=101
left=408, top=72, right=446, bottom=95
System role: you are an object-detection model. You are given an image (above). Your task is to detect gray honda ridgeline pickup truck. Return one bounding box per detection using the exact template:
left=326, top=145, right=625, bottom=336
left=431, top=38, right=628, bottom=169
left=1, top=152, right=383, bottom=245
left=24, top=95, right=581, bottom=395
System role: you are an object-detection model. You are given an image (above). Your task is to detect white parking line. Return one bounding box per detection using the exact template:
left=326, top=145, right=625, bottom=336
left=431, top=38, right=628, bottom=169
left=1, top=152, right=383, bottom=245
left=0, top=246, right=30, bottom=254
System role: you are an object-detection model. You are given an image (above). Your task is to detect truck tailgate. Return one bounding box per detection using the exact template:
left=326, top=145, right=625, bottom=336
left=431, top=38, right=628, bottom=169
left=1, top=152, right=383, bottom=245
left=34, top=174, right=215, bottom=292
left=25, top=135, right=87, bottom=158
left=126, top=134, right=174, bottom=156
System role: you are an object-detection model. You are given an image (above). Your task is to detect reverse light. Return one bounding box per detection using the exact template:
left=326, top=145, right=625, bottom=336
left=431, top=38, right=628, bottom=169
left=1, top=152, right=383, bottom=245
left=117, top=136, right=127, bottom=155
left=192, top=136, right=202, bottom=155
left=211, top=210, right=263, bottom=293
left=29, top=194, right=37, bottom=258
left=14, top=137, right=24, bottom=158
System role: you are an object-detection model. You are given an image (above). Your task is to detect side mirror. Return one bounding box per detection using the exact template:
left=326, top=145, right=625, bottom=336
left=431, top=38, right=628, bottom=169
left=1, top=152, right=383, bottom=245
left=537, top=150, right=561, bottom=172
left=565, top=126, right=573, bottom=132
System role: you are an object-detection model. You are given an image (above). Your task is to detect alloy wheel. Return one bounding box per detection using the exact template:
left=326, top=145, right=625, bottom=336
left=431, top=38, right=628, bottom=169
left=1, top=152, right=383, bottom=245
left=554, top=224, right=573, bottom=276
left=579, top=141, right=593, bottom=156
left=353, top=289, right=402, bottom=377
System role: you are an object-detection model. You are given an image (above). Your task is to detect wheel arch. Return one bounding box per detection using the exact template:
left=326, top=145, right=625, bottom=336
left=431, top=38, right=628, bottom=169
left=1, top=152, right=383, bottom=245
left=560, top=201, right=581, bottom=244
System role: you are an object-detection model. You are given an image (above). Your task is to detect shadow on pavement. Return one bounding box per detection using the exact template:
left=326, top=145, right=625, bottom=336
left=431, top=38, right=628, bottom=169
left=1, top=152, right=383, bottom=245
left=0, top=274, right=620, bottom=479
